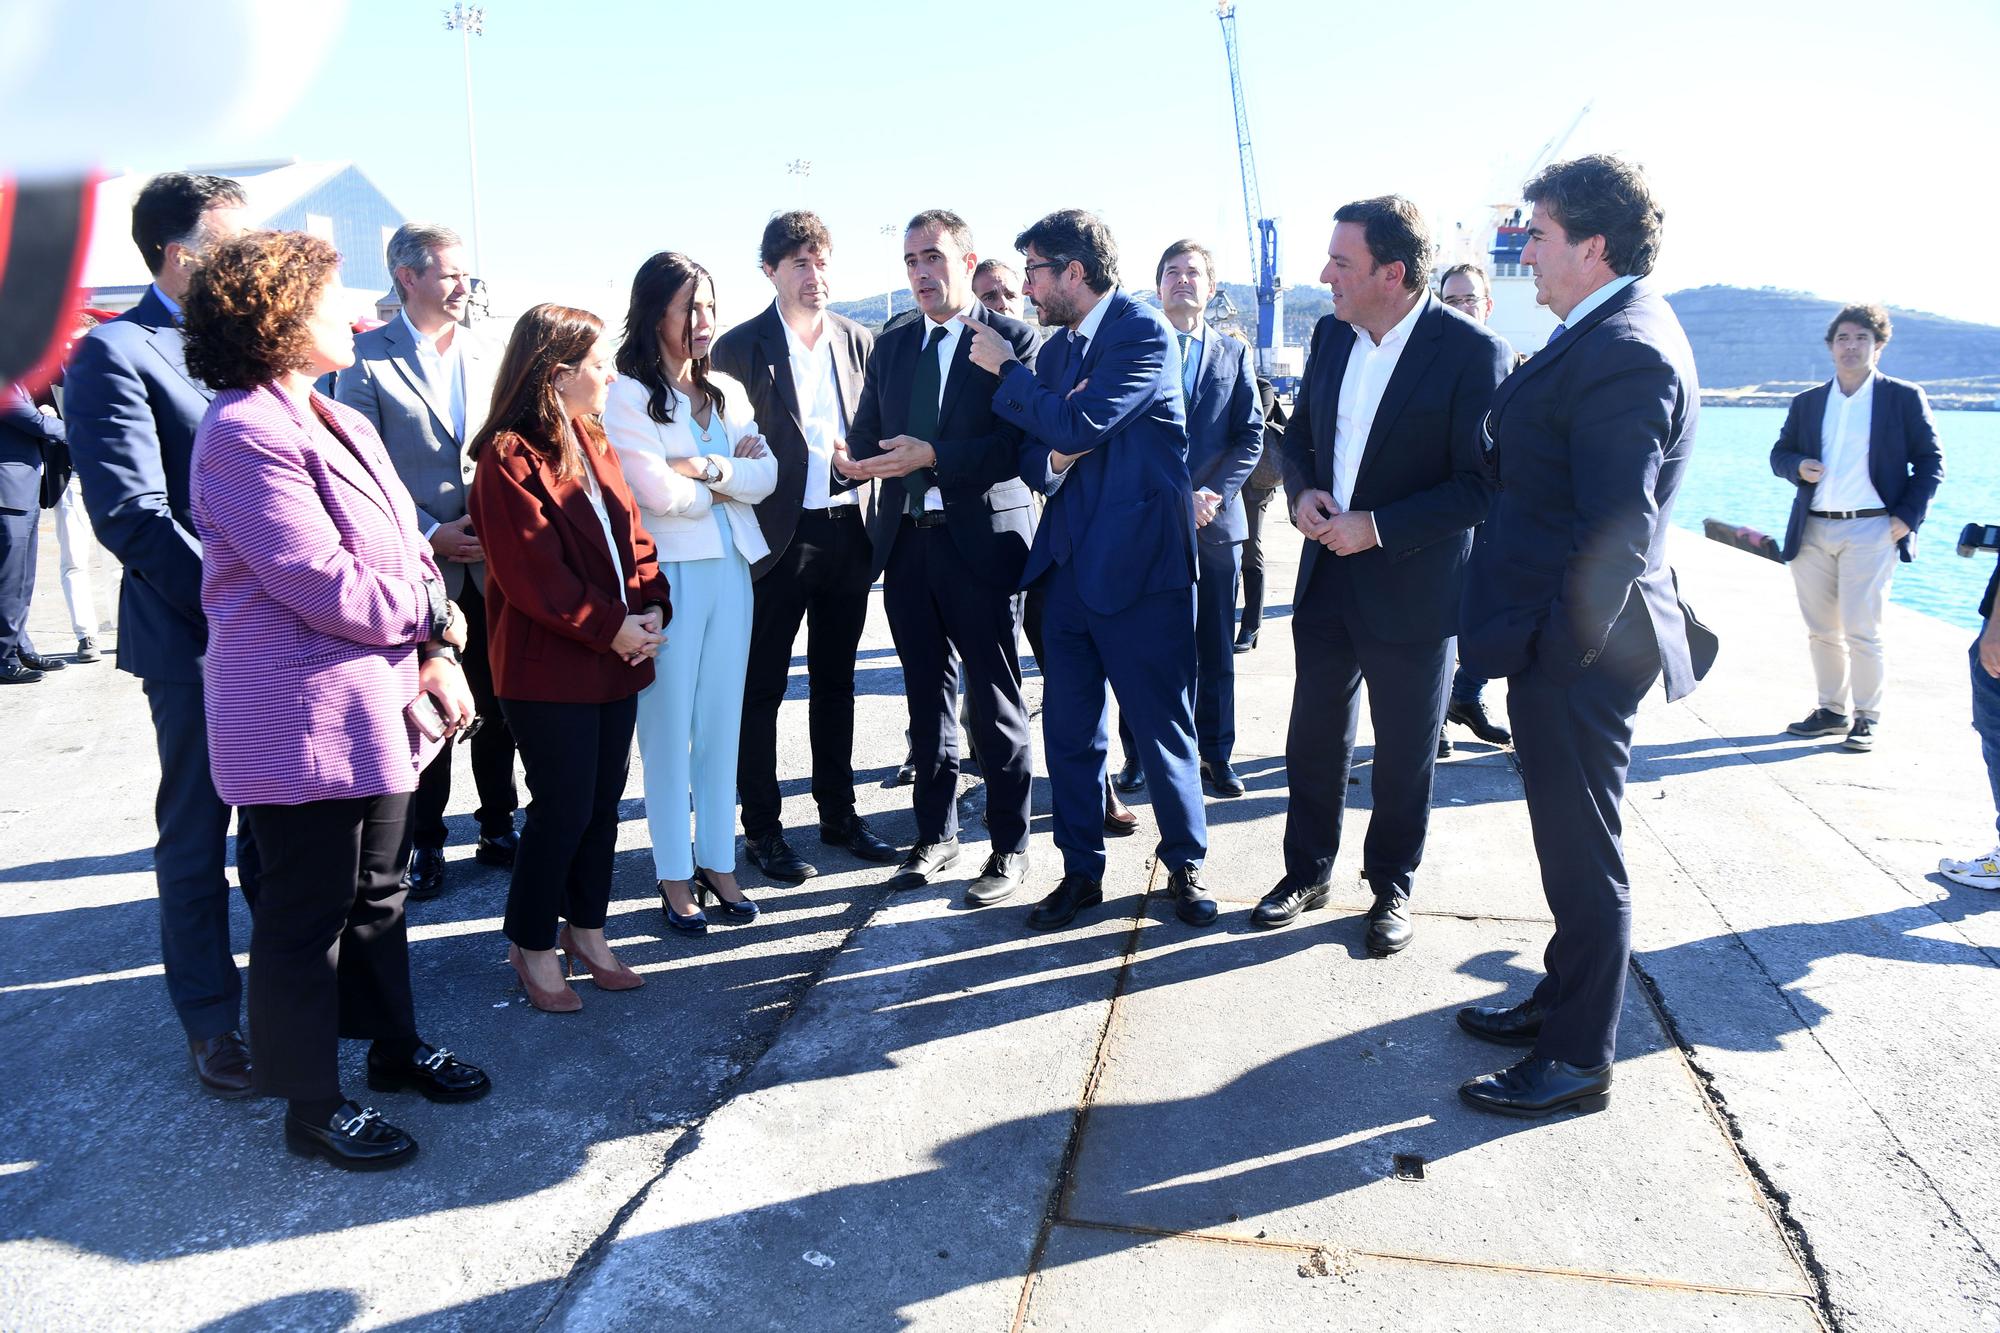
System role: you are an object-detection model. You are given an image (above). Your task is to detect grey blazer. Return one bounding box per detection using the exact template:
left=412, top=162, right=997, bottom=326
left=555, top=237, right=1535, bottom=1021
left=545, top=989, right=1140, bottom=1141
left=334, top=317, right=498, bottom=597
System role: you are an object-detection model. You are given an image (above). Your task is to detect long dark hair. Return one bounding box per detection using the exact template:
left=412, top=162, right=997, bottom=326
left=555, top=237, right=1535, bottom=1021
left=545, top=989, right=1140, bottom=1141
left=616, top=251, right=726, bottom=425
left=469, top=303, right=606, bottom=483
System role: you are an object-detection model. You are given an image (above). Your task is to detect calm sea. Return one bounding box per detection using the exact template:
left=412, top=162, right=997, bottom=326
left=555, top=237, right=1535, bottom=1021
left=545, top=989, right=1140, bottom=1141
left=1673, top=406, right=1996, bottom=630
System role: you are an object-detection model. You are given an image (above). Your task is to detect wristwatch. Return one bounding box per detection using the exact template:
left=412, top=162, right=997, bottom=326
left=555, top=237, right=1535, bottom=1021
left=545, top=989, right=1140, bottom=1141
left=699, top=457, right=723, bottom=485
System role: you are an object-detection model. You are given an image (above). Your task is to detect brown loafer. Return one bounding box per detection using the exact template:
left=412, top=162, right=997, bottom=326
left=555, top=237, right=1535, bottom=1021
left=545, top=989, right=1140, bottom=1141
left=1104, top=778, right=1139, bottom=837
left=189, top=1031, right=255, bottom=1099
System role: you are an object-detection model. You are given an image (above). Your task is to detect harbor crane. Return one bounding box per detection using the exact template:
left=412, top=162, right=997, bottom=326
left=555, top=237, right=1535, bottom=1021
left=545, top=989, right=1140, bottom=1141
left=1216, top=1, right=1283, bottom=381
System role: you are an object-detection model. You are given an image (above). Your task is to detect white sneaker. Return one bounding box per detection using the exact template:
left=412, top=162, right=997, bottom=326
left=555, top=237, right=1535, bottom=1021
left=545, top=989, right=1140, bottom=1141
left=1938, top=847, right=2000, bottom=891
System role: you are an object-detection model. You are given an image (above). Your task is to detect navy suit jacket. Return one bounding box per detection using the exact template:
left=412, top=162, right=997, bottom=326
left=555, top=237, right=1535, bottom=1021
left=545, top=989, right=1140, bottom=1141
left=64, top=287, right=216, bottom=682
left=1181, top=326, right=1264, bottom=546
left=1768, top=372, right=1943, bottom=564
left=1, top=384, right=61, bottom=511
left=847, top=304, right=1040, bottom=585
left=1459, top=277, right=1702, bottom=700
left=1280, top=297, right=1510, bottom=644
left=993, top=289, right=1195, bottom=616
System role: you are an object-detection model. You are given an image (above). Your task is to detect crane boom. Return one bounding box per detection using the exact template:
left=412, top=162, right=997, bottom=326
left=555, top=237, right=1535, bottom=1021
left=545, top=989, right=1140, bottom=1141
left=1216, top=1, right=1284, bottom=380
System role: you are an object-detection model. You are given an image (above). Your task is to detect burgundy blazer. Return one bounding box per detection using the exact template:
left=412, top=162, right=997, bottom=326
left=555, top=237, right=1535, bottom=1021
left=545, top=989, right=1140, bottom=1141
left=468, top=423, right=671, bottom=703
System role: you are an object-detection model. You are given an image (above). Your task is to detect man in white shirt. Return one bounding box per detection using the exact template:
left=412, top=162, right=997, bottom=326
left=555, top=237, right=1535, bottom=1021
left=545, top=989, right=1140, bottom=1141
left=1263, top=197, right=1510, bottom=956
left=336, top=222, right=515, bottom=899
left=1770, top=302, right=1943, bottom=752
left=712, top=211, right=899, bottom=881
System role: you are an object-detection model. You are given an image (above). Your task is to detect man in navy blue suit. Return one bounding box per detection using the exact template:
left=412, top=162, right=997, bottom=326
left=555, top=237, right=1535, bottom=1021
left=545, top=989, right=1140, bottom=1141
left=1457, top=154, right=1707, bottom=1117
left=1113, top=241, right=1263, bottom=800
left=0, top=385, right=66, bottom=683
left=65, top=172, right=261, bottom=1098
left=840, top=209, right=1042, bottom=907
left=962, top=209, right=1215, bottom=931
left=1260, top=197, right=1510, bottom=956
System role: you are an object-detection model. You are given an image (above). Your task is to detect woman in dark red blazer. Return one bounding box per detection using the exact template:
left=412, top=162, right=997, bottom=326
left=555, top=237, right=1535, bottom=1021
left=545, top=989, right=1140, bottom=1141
left=468, top=304, right=670, bottom=1012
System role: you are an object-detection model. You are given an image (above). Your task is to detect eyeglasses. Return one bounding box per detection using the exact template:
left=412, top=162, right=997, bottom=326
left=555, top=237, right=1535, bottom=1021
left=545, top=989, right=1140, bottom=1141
left=1022, top=260, right=1069, bottom=278
left=1441, top=294, right=1484, bottom=312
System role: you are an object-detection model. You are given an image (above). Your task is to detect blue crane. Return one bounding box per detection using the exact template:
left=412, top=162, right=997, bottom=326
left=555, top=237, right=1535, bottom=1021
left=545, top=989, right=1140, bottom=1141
left=1216, top=1, right=1283, bottom=382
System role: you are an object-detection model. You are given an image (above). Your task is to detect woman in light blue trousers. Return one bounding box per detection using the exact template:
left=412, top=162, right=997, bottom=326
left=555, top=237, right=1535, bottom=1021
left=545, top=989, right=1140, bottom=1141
left=605, top=253, right=776, bottom=932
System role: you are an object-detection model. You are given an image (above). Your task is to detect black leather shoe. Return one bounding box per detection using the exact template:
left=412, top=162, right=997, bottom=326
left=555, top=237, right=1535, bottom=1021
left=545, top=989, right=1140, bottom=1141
left=819, top=813, right=899, bottom=863
left=474, top=830, right=519, bottom=867
left=402, top=846, right=445, bottom=901
left=284, top=1101, right=418, bottom=1170
left=746, top=831, right=816, bottom=883
left=1167, top=864, right=1218, bottom=927
left=1027, top=874, right=1104, bottom=931
left=74, top=636, right=101, bottom=663
left=966, top=851, right=1029, bottom=907
left=1113, top=755, right=1146, bottom=793
left=1104, top=780, right=1139, bottom=837
left=1456, top=996, right=1546, bottom=1047
left=189, top=1031, right=255, bottom=1098
left=0, top=659, right=44, bottom=684
left=1364, top=883, right=1413, bottom=956
left=366, top=1043, right=491, bottom=1103
left=1233, top=627, right=1259, bottom=654
left=1459, top=1056, right=1612, bottom=1118
left=1447, top=696, right=1511, bottom=745
left=894, top=749, right=917, bottom=787
left=1250, top=878, right=1331, bottom=929
left=1200, top=759, right=1245, bottom=798
left=16, top=648, right=65, bottom=672
left=1437, top=728, right=1454, bottom=759
left=889, top=839, right=959, bottom=891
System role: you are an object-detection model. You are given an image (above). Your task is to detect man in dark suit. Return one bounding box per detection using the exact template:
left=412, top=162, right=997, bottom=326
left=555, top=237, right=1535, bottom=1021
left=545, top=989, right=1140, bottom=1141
left=1457, top=154, right=1704, bottom=1117
left=0, top=384, right=65, bottom=683
left=712, top=211, right=898, bottom=882
left=838, top=210, right=1040, bottom=906
left=65, top=172, right=260, bottom=1097
left=962, top=208, right=1216, bottom=931
left=1258, top=197, right=1509, bottom=956
left=1769, top=302, right=1943, bottom=754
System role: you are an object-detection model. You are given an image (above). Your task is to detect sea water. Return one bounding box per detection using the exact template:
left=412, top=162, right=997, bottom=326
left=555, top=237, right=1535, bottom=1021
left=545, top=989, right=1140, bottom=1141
left=1672, top=406, right=1997, bottom=631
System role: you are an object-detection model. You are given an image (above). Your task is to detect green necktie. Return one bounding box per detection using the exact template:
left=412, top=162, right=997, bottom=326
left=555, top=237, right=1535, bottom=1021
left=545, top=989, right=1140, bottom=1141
left=905, top=325, right=947, bottom=513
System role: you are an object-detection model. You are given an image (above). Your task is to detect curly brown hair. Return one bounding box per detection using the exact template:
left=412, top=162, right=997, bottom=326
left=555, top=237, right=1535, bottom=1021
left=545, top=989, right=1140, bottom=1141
left=183, top=231, right=342, bottom=390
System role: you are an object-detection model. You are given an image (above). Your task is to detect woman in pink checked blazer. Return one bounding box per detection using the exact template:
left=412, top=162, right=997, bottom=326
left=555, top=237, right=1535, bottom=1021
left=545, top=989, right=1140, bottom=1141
left=186, top=231, right=490, bottom=1173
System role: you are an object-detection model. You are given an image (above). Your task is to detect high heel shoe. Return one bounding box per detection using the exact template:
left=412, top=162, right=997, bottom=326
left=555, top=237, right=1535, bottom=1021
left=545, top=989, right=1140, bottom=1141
left=659, top=879, right=708, bottom=935
left=1233, top=627, right=1259, bottom=654
left=694, top=868, right=760, bottom=921
left=507, top=943, right=582, bottom=1012
left=557, top=925, right=646, bottom=991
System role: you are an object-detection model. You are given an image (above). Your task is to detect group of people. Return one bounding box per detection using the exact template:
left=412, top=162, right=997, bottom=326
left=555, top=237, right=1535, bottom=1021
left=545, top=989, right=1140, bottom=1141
left=6, top=145, right=1975, bottom=1175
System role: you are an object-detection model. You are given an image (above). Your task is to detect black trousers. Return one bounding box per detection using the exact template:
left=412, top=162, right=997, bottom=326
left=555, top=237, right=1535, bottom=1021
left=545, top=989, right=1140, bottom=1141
left=410, top=578, right=518, bottom=848
left=1281, top=565, right=1450, bottom=895
left=243, top=793, right=416, bottom=1101
left=738, top=508, right=872, bottom=839
left=1237, top=484, right=1278, bottom=636
left=883, top=520, right=1033, bottom=853
left=501, top=694, right=637, bottom=951
left=144, top=678, right=260, bottom=1042
left=1512, top=611, right=1660, bottom=1068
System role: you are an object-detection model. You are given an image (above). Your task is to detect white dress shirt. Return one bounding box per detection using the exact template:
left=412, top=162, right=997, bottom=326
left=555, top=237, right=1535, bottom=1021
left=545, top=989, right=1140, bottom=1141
left=1812, top=372, right=1885, bottom=512
left=781, top=316, right=857, bottom=509
left=1330, top=296, right=1424, bottom=515
left=399, top=311, right=467, bottom=443
left=913, top=309, right=969, bottom=512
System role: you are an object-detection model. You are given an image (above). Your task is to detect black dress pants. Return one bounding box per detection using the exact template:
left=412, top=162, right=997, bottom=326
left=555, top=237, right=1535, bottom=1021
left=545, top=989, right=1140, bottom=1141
left=410, top=578, right=518, bottom=849
left=1280, top=564, right=1450, bottom=895
left=882, top=520, right=1033, bottom=853
left=500, top=695, right=637, bottom=951
left=1511, top=610, right=1660, bottom=1069
left=243, top=793, right=416, bottom=1101
left=1237, top=484, right=1278, bottom=635
left=738, top=508, right=872, bottom=839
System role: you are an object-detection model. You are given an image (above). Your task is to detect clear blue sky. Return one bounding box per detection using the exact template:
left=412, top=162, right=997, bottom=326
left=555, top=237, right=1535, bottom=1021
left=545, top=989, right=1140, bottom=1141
left=97, top=0, right=2000, bottom=324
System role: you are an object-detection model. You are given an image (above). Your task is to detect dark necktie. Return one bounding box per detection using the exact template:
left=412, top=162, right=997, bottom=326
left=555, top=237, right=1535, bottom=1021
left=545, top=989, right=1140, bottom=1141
left=1048, top=330, right=1090, bottom=563
left=1545, top=322, right=1567, bottom=347
left=905, top=325, right=948, bottom=513
left=1178, top=332, right=1195, bottom=407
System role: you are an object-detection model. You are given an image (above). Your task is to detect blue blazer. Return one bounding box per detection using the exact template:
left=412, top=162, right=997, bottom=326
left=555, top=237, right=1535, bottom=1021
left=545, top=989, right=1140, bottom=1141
left=994, top=289, right=1195, bottom=615
left=1182, top=326, right=1264, bottom=546
left=847, top=303, right=1040, bottom=585
left=1, top=384, right=61, bottom=511
left=1280, top=297, right=1509, bottom=644
left=1459, top=277, right=1703, bottom=700
left=1767, top=373, right=1943, bottom=564
left=63, top=286, right=216, bottom=682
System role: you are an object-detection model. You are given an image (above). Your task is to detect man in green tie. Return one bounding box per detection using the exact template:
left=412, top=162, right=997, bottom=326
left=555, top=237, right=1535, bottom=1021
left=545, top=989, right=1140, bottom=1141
left=837, top=210, right=1043, bottom=907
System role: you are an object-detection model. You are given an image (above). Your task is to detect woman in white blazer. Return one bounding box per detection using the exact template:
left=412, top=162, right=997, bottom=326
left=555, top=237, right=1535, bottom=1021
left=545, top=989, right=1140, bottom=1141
left=605, top=252, right=777, bottom=932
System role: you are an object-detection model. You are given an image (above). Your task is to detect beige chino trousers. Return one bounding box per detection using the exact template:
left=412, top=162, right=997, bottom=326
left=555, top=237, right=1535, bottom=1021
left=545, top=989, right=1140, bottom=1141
left=1790, top=514, right=1898, bottom=719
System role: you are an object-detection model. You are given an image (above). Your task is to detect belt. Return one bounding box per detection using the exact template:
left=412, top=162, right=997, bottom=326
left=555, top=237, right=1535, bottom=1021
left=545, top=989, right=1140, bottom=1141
left=905, top=511, right=947, bottom=529
left=801, top=504, right=859, bottom=520
left=1808, top=507, right=1890, bottom=520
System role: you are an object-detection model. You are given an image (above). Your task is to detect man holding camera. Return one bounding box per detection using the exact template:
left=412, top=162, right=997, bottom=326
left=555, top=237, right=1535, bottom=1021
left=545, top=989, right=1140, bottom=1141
left=1939, top=547, right=2000, bottom=890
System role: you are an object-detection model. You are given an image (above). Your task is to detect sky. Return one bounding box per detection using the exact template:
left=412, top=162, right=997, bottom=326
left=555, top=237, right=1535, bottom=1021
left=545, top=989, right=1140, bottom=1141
left=52, top=0, right=2000, bottom=325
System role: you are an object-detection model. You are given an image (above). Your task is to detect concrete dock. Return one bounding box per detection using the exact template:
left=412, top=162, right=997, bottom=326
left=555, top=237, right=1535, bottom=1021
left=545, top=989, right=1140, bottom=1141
left=2, top=513, right=1996, bottom=1332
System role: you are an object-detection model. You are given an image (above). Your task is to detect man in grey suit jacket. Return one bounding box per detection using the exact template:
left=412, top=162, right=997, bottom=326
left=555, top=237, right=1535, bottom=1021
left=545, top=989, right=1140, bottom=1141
left=335, top=222, right=517, bottom=900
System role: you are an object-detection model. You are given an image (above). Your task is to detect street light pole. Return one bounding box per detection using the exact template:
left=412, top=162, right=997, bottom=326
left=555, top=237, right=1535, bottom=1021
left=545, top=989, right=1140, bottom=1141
left=443, top=5, right=486, bottom=283
left=878, top=223, right=898, bottom=323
